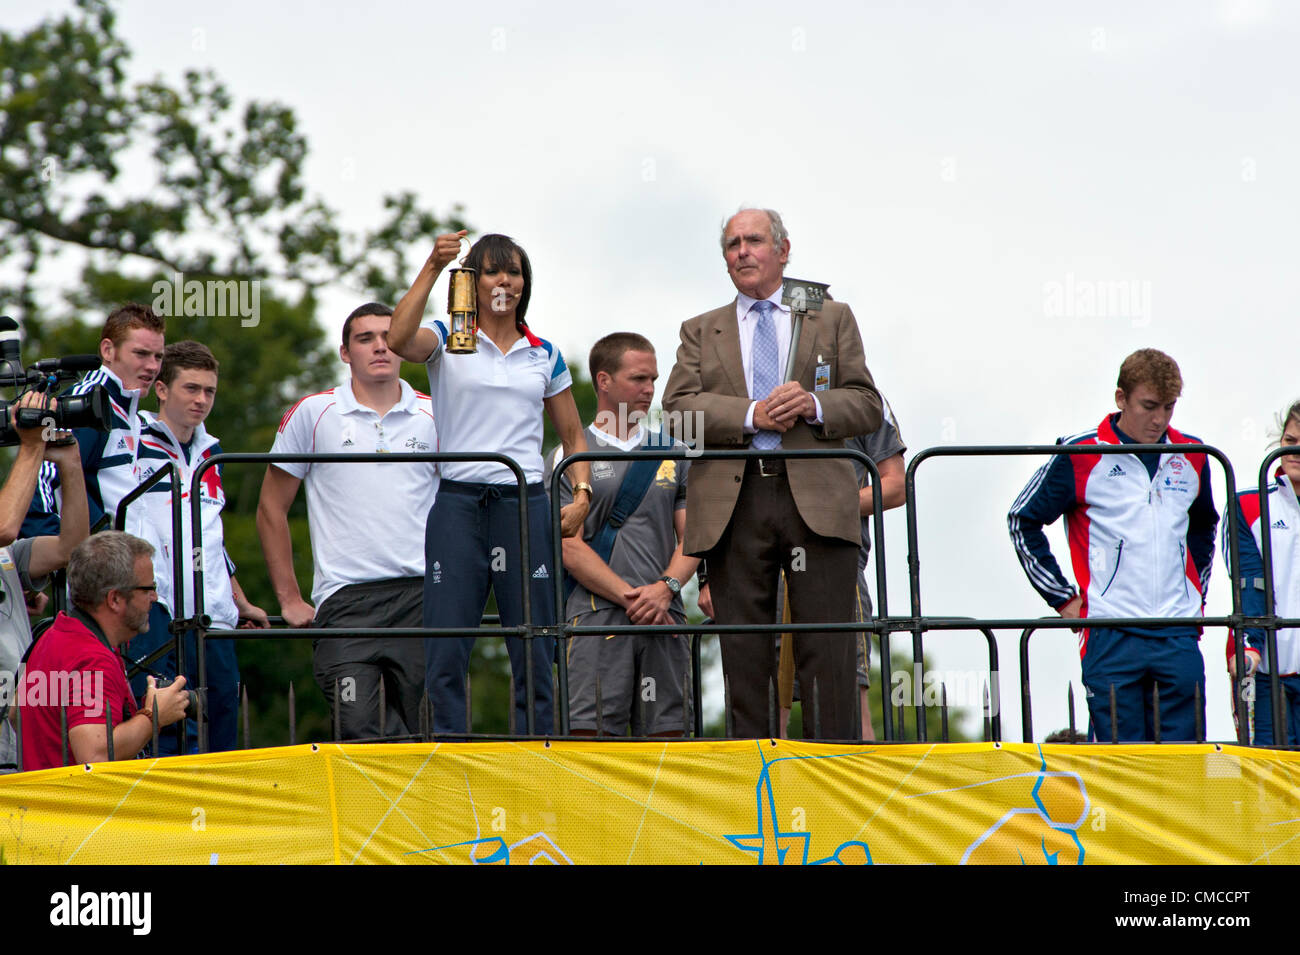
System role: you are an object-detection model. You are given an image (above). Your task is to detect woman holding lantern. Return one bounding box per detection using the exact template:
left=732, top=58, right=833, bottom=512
left=390, top=231, right=590, bottom=736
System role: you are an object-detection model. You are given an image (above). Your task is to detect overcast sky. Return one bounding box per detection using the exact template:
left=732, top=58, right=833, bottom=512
left=6, top=0, right=1298, bottom=741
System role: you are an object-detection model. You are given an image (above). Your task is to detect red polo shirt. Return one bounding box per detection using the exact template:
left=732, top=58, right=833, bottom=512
left=19, top=611, right=136, bottom=771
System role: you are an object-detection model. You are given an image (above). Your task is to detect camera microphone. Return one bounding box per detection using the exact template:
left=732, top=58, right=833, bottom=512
left=31, top=355, right=102, bottom=374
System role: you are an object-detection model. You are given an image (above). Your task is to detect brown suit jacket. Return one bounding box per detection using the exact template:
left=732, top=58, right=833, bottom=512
left=662, top=297, right=882, bottom=554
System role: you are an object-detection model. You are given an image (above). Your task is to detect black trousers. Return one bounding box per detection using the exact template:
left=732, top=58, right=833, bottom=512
left=313, top=577, right=425, bottom=741
left=706, top=462, right=859, bottom=740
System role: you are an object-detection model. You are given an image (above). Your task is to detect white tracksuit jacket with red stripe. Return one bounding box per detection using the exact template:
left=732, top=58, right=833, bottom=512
left=1009, top=413, right=1218, bottom=649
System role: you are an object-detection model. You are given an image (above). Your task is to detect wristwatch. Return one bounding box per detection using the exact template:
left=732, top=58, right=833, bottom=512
left=658, top=575, right=681, bottom=594
left=574, top=481, right=593, bottom=499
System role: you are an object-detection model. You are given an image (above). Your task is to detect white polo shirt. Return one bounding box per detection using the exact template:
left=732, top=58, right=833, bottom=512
left=419, top=318, right=572, bottom=485
left=270, top=379, right=439, bottom=605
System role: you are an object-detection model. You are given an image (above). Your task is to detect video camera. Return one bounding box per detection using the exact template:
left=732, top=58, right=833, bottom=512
left=0, top=316, right=110, bottom=447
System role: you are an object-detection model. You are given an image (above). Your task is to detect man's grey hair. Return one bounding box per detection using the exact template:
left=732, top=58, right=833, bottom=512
left=719, top=207, right=790, bottom=254
left=68, top=531, right=154, bottom=610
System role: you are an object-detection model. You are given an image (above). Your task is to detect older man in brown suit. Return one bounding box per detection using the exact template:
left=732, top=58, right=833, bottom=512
left=663, top=208, right=882, bottom=739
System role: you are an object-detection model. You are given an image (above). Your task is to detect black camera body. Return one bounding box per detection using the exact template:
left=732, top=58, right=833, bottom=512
left=0, top=316, right=110, bottom=447
left=153, top=676, right=210, bottom=722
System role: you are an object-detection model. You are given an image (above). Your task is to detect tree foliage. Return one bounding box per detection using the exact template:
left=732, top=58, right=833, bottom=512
left=0, top=0, right=472, bottom=746
left=0, top=0, right=468, bottom=350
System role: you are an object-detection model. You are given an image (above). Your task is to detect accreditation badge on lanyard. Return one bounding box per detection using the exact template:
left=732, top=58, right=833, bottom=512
left=814, top=362, right=831, bottom=392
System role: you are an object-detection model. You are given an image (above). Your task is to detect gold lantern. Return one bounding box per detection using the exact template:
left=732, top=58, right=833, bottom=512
left=446, top=237, right=478, bottom=354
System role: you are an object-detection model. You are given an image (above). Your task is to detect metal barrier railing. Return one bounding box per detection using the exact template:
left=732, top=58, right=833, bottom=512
left=1018, top=623, right=1212, bottom=743
left=5, top=450, right=545, bottom=768
left=189, top=451, right=540, bottom=745
left=1248, top=446, right=1300, bottom=746
left=17, top=439, right=1300, bottom=770
left=906, top=443, right=1243, bottom=744
left=881, top=617, right=1002, bottom=742
left=550, top=446, right=886, bottom=742
left=2, top=444, right=1009, bottom=761
left=14, top=445, right=884, bottom=755
left=111, top=460, right=190, bottom=752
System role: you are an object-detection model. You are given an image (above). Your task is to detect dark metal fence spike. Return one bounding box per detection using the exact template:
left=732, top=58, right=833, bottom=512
left=288, top=681, right=296, bottom=747
left=852, top=672, right=863, bottom=742
left=682, top=664, right=692, bottom=739
left=991, top=666, right=1004, bottom=742
left=1152, top=683, right=1161, bottom=744
left=767, top=676, right=777, bottom=739
left=105, top=706, right=114, bottom=762
left=897, top=695, right=906, bottom=742
left=940, top=683, right=949, bottom=743
left=1280, top=675, right=1290, bottom=747
left=1195, top=682, right=1204, bottom=743
left=197, top=670, right=207, bottom=756
left=194, top=686, right=204, bottom=753
left=812, top=676, right=822, bottom=741
left=332, top=677, right=341, bottom=741
left=524, top=636, right=536, bottom=737
left=465, top=672, right=472, bottom=736
left=14, top=692, right=23, bottom=772
left=983, top=680, right=992, bottom=743
left=508, top=686, right=517, bottom=737
left=724, top=675, right=734, bottom=739
left=378, top=677, right=387, bottom=739
left=1109, top=684, right=1117, bottom=744
left=241, top=684, right=250, bottom=750
left=1067, top=683, right=1076, bottom=741
left=552, top=670, right=560, bottom=736
left=1020, top=639, right=1034, bottom=743
left=691, top=634, right=704, bottom=738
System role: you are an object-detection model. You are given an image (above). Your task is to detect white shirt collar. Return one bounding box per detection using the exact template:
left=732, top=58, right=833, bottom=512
left=735, top=289, right=788, bottom=323
left=476, top=328, right=536, bottom=357
left=337, top=377, right=417, bottom=416
left=98, top=363, right=145, bottom=399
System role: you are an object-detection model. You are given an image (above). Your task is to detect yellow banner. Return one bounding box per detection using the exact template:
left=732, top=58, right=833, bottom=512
left=2, top=741, right=1297, bottom=864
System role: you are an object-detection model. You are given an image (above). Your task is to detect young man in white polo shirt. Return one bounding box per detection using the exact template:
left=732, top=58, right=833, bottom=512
left=257, top=303, right=439, bottom=740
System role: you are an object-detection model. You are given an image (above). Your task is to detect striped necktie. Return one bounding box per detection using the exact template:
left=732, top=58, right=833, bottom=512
left=750, top=300, right=780, bottom=450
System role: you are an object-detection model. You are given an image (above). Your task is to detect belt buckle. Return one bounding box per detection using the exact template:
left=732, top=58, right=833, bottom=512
left=758, top=457, right=780, bottom=478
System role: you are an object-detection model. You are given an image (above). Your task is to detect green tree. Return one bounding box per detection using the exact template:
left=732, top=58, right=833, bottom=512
left=0, top=0, right=468, bottom=344
left=0, top=0, right=468, bottom=747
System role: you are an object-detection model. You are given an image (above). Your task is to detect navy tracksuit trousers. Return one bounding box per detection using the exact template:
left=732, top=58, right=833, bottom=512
left=423, top=480, right=556, bottom=735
